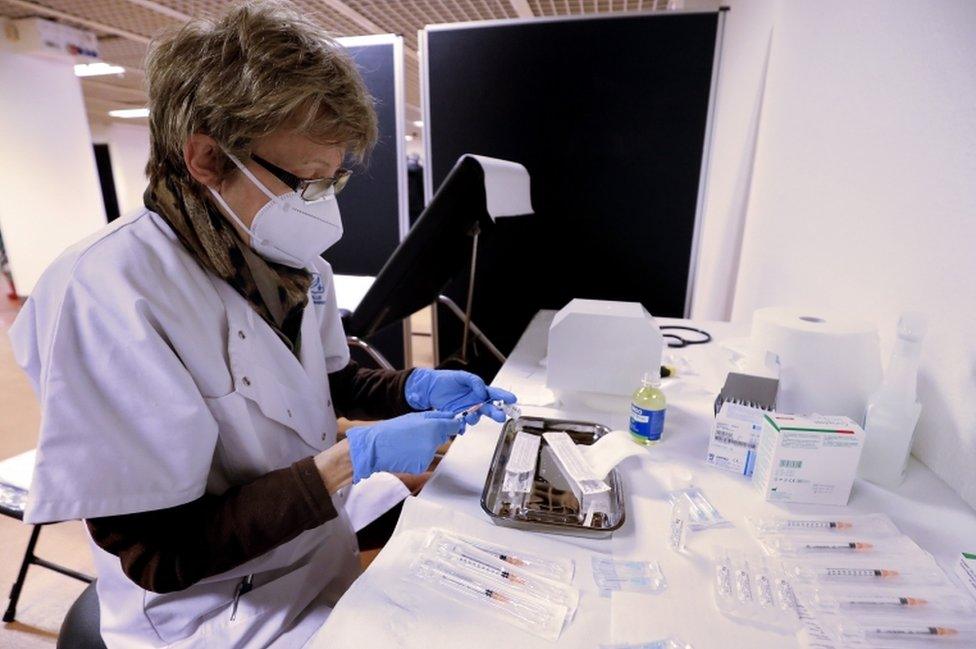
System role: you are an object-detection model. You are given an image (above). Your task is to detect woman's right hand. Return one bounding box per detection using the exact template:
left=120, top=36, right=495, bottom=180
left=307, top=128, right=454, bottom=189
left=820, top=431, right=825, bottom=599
left=345, top=411, right=463, bottom=483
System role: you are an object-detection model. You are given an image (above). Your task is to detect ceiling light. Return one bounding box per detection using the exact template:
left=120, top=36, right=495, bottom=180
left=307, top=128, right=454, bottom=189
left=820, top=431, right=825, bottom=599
left=412, top=120, right=424, bottom=128
left=75, top=62, right=125, bottom=77
left=109, top=108, right=150, bottom=118
left=405, top=134, right=415, bottom=141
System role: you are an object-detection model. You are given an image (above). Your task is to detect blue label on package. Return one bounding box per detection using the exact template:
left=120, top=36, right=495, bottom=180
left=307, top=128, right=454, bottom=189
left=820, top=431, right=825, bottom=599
left=743, top=449, right=757, bottom=477
left=630, top=404, right=665, bottom=441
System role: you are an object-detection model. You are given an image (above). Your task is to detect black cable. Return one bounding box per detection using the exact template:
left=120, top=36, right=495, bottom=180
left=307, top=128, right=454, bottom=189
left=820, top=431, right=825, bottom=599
left=660, top=325, right=712, bottom=348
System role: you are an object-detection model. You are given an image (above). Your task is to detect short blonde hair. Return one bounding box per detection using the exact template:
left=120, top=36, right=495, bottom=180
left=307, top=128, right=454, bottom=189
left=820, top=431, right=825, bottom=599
left=145, top=0, right=377, bottom=183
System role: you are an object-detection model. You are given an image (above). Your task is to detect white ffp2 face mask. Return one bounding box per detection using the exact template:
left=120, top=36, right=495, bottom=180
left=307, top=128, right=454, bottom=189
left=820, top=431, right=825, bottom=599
left=207, top=150, right=343, bottom=269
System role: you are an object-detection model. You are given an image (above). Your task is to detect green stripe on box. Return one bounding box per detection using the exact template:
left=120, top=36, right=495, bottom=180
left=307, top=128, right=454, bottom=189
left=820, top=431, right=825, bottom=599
left=963, top=552, right=976, bottom=560
left=779, top=427, right=855, bottom=434
left=761, top=416, right=852, bottom=434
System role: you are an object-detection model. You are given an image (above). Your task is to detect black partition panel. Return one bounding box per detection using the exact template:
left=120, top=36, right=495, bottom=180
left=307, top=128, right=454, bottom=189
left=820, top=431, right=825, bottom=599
left=93, top=143, right=120, bottom=223
left=324, top=37, right=406, bottom=367
left=327, top=40, right=402, bottom=275
left=425, top=12, right=723, bottom=373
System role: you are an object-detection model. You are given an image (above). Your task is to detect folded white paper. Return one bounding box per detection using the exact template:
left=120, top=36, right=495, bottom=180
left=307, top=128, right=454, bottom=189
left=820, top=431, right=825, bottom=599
left=343, top=471, right=411, bottom=532
left=580, top=430, right=649, bottom=480
left=468, top=154, right=533, bottom=220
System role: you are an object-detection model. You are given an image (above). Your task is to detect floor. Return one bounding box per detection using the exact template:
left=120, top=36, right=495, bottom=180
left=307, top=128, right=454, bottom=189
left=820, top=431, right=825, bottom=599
left=0, top=293, right=434, bottom=648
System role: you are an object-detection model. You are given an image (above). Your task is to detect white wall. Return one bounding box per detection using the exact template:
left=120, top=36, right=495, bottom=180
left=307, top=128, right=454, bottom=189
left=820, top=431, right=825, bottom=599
left=93, top=122, right=151, bottom=216
left=0, top=51, right=106, bottom=294
left=690, top=0, right=777, bottom=320
left=727, top=1, right=976, bottom=506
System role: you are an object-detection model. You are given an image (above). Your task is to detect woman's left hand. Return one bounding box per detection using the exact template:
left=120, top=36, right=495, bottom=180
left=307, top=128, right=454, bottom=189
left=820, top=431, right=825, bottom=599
left=405, top=368, right=517, bottom=424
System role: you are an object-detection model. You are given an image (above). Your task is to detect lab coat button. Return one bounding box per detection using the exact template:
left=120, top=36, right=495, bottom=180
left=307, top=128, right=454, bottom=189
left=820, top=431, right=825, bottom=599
left=321, top=432, right=327, bottom=441
left=287, top=409, right=293, bottom=418
left=237, top=330, right=246, bottom=340
left=327, top=399, right=332, bottom=407
left=242, top=376, right=251, bottom=386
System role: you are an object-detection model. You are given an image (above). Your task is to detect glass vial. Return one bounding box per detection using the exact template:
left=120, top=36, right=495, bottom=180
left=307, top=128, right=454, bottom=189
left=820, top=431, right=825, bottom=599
left=629, top=371, right=666, bottom=445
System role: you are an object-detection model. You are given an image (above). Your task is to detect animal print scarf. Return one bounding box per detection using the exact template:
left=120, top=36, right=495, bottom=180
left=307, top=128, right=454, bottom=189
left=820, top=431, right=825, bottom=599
left=144, top=176, right=310, bottom=354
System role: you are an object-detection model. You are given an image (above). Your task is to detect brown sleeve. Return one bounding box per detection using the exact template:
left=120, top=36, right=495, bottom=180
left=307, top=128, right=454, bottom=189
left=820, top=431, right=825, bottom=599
left=86, top=457, right=336, bottom=594
left=328, top=360, right=416, bottom=420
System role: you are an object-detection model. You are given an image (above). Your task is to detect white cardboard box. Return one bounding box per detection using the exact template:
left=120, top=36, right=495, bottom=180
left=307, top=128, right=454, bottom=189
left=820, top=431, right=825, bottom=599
left=706, top=402, right=765, bottom=477
left=546, top=299, right=663, bottom=396
left=753, top=413, right=864, bottom=506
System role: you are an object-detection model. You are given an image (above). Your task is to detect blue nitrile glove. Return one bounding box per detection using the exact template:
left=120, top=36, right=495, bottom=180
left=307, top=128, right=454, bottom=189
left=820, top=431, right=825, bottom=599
left=345, top=411, right=463, bottom=483
left=405, top=368, right=518, bottom=424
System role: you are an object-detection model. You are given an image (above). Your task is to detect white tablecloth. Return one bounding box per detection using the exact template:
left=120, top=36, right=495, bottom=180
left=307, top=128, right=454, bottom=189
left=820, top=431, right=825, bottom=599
left=0, top=448, right=34, bottom=491
left=315, top=312, right=976, bottom=648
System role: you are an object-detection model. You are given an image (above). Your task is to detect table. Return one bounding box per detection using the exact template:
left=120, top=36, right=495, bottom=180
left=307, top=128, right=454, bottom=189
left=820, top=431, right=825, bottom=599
left=332, top=274, right=375, bottom=313
left=317, top=312, right=976, bottom=648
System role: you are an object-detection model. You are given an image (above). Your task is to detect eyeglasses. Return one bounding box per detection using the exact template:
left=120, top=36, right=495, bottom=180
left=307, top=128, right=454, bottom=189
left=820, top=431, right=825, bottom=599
left=249, top=152, right=352, bottom=201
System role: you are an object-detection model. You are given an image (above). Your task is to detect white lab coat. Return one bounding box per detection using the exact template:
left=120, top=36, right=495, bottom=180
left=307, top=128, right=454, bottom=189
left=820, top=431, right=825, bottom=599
left=9, top=209, right=361, bottom=648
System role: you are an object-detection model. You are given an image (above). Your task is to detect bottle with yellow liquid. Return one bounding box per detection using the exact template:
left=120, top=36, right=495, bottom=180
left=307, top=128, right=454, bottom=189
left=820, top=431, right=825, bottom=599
left=629, top=372, right=666, bottom=445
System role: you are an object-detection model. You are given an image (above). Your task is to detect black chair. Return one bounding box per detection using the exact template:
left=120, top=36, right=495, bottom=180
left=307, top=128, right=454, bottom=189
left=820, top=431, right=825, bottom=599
left=57, top=581, right=106, bottom=649
left=1, top=479, right=93, bottom=622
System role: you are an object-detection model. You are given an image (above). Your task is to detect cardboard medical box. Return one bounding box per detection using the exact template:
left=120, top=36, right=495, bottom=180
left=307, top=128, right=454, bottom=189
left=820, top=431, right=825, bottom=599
left=753, top=413, right=864, bottom=506
left=706, top=402, right=765, bottom=477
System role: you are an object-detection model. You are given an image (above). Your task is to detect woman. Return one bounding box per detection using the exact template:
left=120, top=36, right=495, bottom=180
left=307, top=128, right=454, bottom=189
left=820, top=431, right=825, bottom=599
left=9, top=2, right=514, bottom=647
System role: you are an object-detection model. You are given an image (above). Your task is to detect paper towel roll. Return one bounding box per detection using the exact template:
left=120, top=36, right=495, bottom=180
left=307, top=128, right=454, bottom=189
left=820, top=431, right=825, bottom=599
left=749, top=307, right=881, bottom=421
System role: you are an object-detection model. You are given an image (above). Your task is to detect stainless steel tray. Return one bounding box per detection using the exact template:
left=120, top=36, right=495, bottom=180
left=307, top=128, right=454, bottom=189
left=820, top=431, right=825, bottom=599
left=480, top=416, right=625, bottom=538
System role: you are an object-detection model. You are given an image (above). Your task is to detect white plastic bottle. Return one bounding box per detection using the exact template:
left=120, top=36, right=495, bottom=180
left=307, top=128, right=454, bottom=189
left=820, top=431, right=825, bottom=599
left=858, top=312, right=926, bottom=488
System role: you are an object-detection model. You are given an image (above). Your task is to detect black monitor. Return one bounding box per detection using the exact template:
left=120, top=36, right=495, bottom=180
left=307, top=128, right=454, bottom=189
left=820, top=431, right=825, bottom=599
left=344, top=155, right=532, bottom=341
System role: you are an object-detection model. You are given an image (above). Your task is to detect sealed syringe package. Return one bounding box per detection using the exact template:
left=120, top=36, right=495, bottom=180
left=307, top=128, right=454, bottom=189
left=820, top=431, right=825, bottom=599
left=746, top=512, right=976, bottom=648
left=786, top=555, right=949, bottom=588
left=833, top=618, right=976, bottom=647
left=801, top=561, right=976, bottom=647
left=591, top=556, right=667, bottom=596
left=410, top=528, right=580, bottom=641
left=747, top=513, right=900, bottom=538
left=421, top=527, right=574, bottom=584
left=711, top=547, right=800, bottom=635
left=812, top=585, right=976, bottom=619
left=758, top=534, right=920, bottom=558
left=421, top=529, right=579, bottom=611
left=410, top=555, right=572, bottom=641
